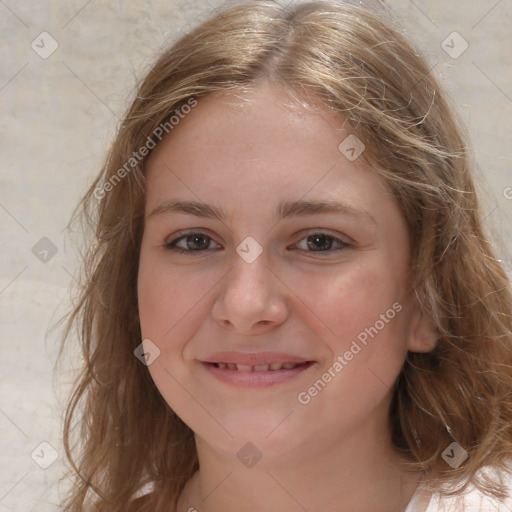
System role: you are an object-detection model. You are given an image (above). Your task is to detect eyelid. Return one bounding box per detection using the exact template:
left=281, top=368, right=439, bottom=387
left=164, top=228, right=352, bottom=254
left=290, top=229, right=352, bottom=252
left=164, top=229, right=222, bottom=250
left=297, top=228, right=352, bottom=243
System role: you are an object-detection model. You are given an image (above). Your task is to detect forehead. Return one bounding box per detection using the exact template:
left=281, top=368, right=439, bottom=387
left=144, top=82, right=391, bottom=220
left=147, top=82, right=350, bottom=172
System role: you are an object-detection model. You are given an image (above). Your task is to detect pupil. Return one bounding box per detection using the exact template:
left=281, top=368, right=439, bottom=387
left=189, top=235, right=208, bottom=250
left=308, top=234, right=331, bottom=251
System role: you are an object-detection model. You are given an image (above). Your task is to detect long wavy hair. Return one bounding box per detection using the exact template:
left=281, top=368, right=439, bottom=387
left=58, top=1, right=512, bottom=510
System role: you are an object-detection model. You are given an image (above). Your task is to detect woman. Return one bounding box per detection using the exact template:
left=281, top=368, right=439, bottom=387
left=59, top=1, right=512, bottom=511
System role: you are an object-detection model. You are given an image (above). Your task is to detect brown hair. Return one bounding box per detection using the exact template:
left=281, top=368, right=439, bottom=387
left=58, top=1, right=512, bottom=510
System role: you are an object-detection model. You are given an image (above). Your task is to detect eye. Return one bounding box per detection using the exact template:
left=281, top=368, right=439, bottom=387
left=165, top=231, right=221, bottom=253
left=293, top=232, right=350, bottom=253
left=164, top=230, right=350, bottom=255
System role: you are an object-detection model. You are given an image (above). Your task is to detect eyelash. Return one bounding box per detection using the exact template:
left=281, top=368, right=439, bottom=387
left=164, top=230, right=351, bottom=255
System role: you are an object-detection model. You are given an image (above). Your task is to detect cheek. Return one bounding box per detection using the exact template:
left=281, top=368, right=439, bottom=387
left=289, top=256, right=409, bottom=371
left=137, top=251, right=221, bottom=350
left=289, top=260, right=409, bottom=425
left=297, top=260, right=402, bottom=331
left=137, top=256, right=170, bottom=339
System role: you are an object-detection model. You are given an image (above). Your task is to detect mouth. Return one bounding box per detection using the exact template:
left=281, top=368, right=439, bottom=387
left=200, top=360, right=316, bottom=387
left=205, top=361, right=315, bottom=372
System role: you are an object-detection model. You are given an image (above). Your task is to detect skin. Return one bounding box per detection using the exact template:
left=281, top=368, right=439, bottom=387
left=137, top=81, right=436, bottom=512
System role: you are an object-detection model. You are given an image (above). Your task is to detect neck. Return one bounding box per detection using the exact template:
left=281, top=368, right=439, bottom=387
left=176, top=414, right=422, bottom=512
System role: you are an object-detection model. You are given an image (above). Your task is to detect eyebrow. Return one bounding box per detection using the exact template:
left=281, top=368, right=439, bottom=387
left=148, top=199, right=376, bottom=224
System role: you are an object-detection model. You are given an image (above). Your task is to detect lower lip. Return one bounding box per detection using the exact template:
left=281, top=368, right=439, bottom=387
left=201, top=362, right=316, bottom=387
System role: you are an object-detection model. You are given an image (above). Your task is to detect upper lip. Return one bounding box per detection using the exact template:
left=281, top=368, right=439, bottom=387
left=201, top=351, right=314, bottom=366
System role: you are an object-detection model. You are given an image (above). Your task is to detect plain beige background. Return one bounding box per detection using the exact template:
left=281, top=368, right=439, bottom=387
left=0, top=0, right=511, bottom=510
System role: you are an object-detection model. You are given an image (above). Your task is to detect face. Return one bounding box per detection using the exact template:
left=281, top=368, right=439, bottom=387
left=137, top=82, right=433, bottom=462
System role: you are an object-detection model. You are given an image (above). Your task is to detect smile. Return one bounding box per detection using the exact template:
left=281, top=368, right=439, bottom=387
left=201, top=360, right=316, bottom=387
left=209, top=362, right=311, bottom=371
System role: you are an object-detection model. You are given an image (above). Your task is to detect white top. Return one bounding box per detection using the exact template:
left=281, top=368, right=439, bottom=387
left=404, top=465, right=512, bottom=512
left=131, top=464, right=512, bottom=511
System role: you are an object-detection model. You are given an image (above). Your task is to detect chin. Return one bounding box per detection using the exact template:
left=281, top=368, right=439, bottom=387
left=204, top=422, right=306, bottom=462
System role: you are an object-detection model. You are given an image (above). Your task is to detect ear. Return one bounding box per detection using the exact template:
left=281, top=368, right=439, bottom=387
left=406, top=301, right=438, bottom=353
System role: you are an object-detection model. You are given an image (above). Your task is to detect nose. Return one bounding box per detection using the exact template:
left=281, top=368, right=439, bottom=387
left=211, top=250, right=289, bottom=334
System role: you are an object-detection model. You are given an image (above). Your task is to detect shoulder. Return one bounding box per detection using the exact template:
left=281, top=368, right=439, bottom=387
left=425, top=462, right=512, bottom=512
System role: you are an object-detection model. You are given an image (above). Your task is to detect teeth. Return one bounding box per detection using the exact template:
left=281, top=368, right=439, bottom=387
left=215, top=362, right=304, bottom=371
left=254, top=364, right=270, bottom=371
left=236, top=364, right=253, bottom=372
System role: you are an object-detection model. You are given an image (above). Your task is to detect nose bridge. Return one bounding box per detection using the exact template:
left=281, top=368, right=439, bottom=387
left=212, top=244, right=287, bottom=331
left=226, top=245, right=271, bottom=299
